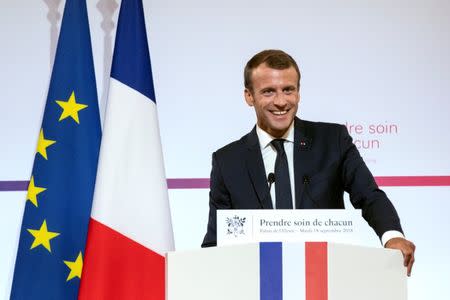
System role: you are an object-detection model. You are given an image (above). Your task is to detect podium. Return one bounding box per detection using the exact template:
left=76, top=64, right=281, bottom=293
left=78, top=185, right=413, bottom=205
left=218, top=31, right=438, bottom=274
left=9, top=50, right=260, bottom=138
left=166, top=242, right=407, bottom=300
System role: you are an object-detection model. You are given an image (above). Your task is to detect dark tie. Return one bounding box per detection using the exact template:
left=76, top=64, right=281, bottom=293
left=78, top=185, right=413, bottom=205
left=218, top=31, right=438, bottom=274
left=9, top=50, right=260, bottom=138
left=271, top=139, right=293, bottom=209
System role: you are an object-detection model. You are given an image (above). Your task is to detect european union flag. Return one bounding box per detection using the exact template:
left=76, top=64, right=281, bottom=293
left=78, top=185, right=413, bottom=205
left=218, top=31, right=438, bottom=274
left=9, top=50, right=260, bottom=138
left=10, top=0, right=100, bottom=298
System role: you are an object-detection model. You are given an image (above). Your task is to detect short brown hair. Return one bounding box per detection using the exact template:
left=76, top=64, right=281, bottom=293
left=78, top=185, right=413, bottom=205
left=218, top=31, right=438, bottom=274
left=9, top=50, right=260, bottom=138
left=244, top=49, right=301, bottom=90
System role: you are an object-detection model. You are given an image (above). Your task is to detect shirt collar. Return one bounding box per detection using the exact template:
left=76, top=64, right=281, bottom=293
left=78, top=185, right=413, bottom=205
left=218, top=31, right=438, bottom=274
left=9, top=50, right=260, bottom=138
left=256, top=121, right=295, bottom=149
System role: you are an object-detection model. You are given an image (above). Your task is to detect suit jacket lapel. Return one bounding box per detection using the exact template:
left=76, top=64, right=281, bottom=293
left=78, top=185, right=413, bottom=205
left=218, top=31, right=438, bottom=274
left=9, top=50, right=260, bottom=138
left=293, top=118, right=313, bottom=208
left=244, top=127, right=273, bottom=209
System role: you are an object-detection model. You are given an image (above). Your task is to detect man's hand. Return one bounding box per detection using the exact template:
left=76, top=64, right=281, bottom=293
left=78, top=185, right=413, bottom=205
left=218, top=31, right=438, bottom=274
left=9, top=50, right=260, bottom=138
left=385, top=237, right=416, bottom=276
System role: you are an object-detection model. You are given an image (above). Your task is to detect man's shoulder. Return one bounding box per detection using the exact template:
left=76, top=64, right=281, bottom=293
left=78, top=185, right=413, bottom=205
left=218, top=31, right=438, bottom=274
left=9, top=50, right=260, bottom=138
left=299, top=119, right=345, bottom=131
left=214, top=130, right=254, bottom=158
left=295, top=118, right=346, bottom=140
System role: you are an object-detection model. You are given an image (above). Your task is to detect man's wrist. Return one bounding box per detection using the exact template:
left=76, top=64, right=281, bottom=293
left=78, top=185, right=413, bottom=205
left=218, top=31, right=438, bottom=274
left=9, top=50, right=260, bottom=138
left=381, top=230, right=404, bottom=246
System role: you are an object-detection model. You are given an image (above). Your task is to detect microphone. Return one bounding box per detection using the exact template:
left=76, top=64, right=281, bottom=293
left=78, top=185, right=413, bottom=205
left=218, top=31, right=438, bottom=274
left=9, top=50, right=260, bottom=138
left=302, top=175, right=320, bottom=208
left=303, top=175, right=309, bottom=184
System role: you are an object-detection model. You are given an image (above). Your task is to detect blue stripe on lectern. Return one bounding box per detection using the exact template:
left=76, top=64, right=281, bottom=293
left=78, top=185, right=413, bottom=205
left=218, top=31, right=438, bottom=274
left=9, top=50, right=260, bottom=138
left=260, top=242, right=282, bottom=300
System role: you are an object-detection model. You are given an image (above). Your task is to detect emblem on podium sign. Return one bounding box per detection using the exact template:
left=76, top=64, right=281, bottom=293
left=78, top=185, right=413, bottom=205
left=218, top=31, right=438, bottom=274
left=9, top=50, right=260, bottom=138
left=226, top=215, right=246, bottom=237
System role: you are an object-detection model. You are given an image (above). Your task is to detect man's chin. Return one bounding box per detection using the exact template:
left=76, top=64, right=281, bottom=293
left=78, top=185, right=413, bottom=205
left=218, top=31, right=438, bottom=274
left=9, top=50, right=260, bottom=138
left=274, top=117, right=294, bottom=128
left=266, top=123, right=292, bottom=137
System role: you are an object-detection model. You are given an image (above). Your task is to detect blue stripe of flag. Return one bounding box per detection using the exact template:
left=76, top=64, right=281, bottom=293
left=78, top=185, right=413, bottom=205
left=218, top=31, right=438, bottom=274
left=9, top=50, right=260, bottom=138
left=110, top=0, right=156, bottom=102
left=260, top=242, right=283, bottom=300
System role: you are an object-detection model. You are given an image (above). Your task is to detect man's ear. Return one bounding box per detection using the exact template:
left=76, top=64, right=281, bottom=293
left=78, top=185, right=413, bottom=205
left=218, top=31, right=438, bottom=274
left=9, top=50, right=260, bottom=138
left=244, top=88, right=254, bottom=107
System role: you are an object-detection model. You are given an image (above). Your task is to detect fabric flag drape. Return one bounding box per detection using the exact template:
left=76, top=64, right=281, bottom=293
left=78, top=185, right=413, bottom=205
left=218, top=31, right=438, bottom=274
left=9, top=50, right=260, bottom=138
left=9, top=0, right=101, bottom=299
left=79, top=0, right=175, bottom=298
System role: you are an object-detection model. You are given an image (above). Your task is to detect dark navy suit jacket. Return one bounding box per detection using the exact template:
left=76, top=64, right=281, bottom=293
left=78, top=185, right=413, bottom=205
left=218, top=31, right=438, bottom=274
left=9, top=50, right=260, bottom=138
left=202, top=118, right=402, bottom=247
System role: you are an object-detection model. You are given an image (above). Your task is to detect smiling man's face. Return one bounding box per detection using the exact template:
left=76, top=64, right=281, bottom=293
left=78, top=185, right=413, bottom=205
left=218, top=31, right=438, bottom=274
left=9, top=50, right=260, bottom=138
left=244, top=63, right=300, bottom=138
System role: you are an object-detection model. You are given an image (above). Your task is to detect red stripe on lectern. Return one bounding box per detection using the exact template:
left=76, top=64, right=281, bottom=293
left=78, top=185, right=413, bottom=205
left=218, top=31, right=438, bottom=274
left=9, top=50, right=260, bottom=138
left=375, top=176, right=450, bottom=186
left=79, top=219, right=165, bottom=300
left=305, top=242, right=328, bottom=300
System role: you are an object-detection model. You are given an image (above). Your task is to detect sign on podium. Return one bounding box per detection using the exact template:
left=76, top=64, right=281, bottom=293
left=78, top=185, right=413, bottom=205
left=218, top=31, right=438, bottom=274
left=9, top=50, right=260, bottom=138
left=217, top=209, right=381, bottom=247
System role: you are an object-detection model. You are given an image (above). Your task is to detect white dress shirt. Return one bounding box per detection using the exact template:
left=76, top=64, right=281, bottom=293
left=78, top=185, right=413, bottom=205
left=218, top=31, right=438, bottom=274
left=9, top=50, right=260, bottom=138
left=255, top=122, right=404, bottom=246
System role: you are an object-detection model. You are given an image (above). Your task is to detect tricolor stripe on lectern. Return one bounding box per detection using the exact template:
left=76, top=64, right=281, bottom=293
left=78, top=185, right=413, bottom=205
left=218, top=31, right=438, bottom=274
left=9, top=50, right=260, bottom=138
left=260, top=242, right=328, bottom=300
left=78, top=0, right=174, bottom=299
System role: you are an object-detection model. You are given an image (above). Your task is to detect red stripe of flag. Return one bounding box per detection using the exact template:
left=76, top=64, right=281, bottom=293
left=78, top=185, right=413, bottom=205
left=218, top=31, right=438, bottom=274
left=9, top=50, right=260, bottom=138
left=78, top=219, right=165, bottom=300
left=305, top=242, right=328, bottom=300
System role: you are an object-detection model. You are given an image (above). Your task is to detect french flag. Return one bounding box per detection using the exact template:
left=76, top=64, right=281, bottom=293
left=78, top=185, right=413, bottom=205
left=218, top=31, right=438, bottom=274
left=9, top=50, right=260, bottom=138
left=79, top=0, right=174, bottom=299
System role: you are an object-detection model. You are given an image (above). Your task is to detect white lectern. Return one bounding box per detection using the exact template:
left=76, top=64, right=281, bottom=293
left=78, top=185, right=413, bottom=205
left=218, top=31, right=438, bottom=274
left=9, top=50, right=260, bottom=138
left=166, top=242, right=407, bottom=300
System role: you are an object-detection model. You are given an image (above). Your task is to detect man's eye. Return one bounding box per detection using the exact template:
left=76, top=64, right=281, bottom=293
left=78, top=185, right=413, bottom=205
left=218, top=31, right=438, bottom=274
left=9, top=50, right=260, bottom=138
left=283, top=87, right=295, bottom=94
left=262, top=90, right=274, bottom=96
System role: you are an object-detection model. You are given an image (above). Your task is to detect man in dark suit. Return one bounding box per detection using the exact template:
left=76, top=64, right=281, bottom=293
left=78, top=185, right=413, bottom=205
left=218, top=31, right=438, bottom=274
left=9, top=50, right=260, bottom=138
left=202, top=49, right=415, bottom=276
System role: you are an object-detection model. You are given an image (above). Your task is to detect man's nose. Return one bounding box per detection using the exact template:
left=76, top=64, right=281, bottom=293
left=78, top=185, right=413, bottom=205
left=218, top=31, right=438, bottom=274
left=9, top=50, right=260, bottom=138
left=273, top=92, right=287, bottom=106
